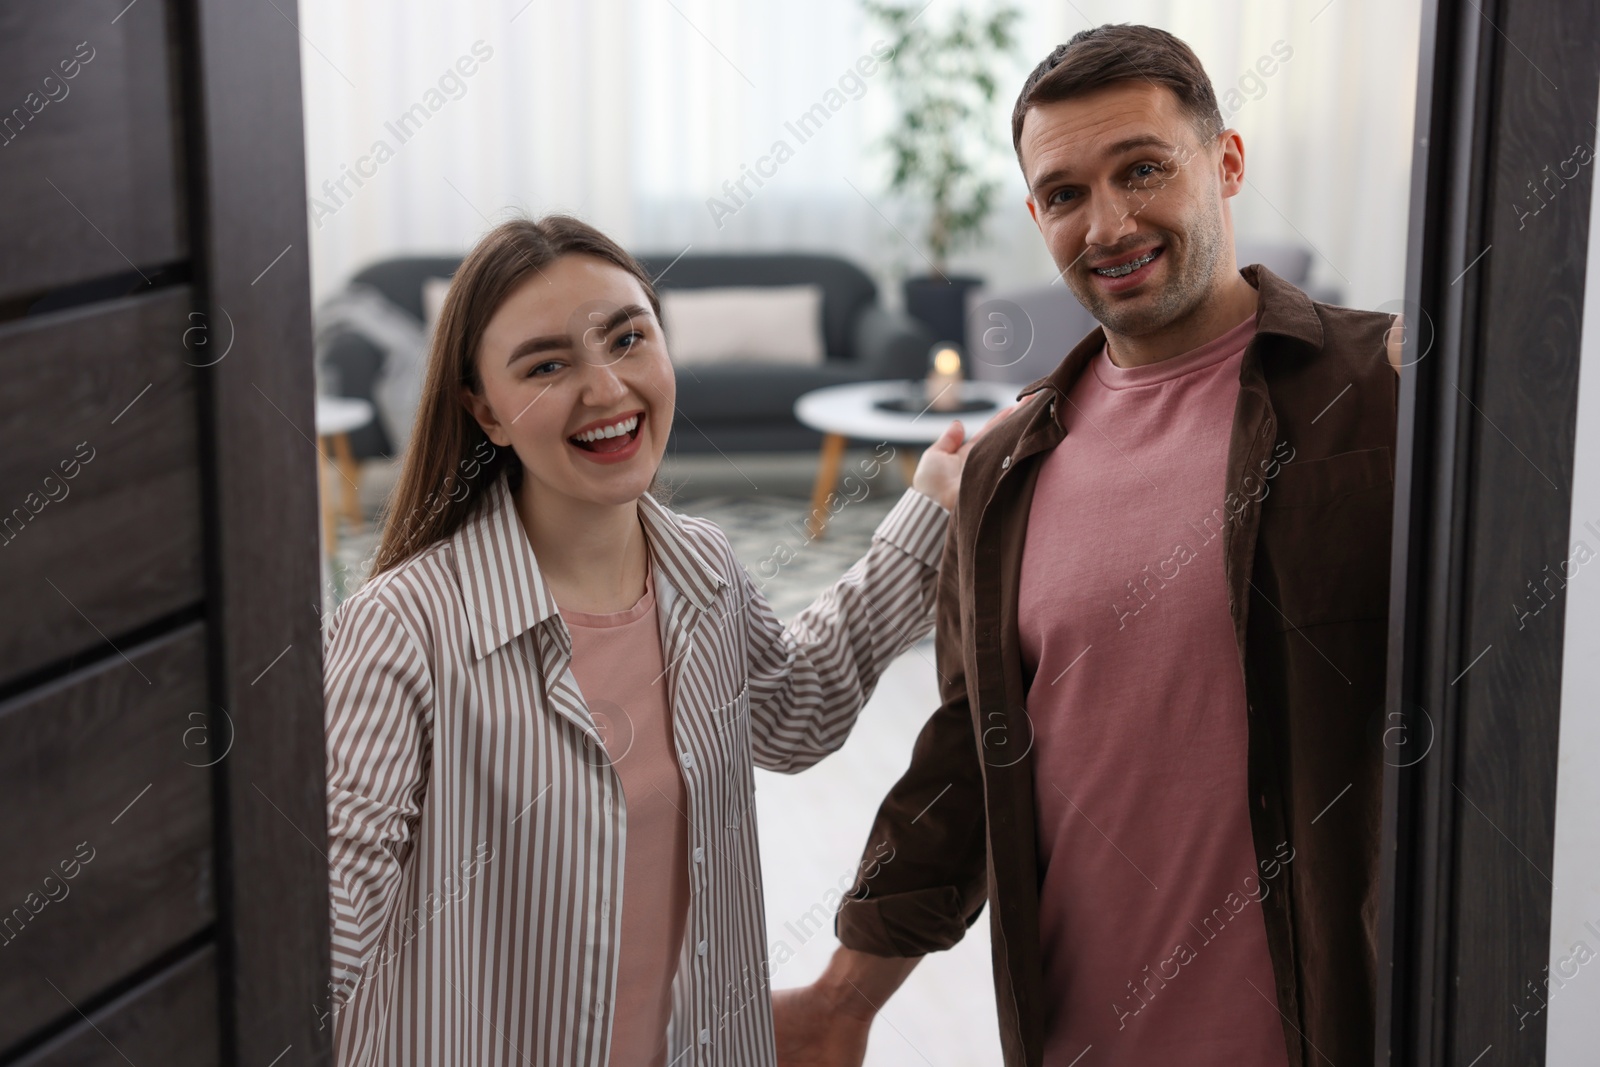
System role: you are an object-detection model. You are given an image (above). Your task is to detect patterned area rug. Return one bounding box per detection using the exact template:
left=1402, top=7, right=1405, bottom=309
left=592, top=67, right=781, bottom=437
left=321, top=460, right=901, bottom=627
left=665, top=490, right=896, bottom=623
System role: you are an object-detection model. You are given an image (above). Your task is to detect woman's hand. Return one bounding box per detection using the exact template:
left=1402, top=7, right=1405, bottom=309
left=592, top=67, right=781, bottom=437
left=910, top=403, right=1021, bottom=512
left=1386, top=313, right=1406, bottom=376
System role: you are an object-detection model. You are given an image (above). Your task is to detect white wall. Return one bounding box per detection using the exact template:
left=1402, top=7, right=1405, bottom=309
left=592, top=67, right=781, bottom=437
left=296, top=0, right=1420, bottom=315
left=1543, top=80, right=1600, bottom=1062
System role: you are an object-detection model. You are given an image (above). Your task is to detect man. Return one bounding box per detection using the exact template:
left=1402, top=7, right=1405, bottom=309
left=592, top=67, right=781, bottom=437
left=772, top=24, right=1400, bottom=1067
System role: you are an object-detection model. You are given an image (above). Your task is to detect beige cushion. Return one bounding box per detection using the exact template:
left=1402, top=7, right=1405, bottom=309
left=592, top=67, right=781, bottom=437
left=660, top=285, right=825, bottom=366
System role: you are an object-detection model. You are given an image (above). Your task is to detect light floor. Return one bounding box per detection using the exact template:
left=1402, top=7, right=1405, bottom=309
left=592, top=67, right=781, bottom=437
left=754, top=643, right=1003, bottom=1064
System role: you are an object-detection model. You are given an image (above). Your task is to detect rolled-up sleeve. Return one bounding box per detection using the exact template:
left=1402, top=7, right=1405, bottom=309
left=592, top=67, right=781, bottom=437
left=743, top=488, right=948, bottom=774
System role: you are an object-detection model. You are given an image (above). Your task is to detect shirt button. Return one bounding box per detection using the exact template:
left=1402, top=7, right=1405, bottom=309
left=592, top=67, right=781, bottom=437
left=693, top=846, right=704, bottom=863
left=699, top=1028, right=710, bottom=1045
left=697, top=939, right=708, bottom=955
left=680, top=750, right=695, bottom=769
left=1001, top=455, right=1011, bottom=470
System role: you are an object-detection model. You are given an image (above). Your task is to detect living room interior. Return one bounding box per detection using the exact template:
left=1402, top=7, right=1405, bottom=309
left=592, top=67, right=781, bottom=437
left=300, top=1, right=1421, bottom=1061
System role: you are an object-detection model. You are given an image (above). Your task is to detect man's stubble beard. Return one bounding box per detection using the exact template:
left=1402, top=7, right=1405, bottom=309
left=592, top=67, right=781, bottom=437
left=1065, top=200, right=1227, bottom=339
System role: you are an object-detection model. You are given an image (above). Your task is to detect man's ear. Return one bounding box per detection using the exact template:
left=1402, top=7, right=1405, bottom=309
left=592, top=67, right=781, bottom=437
left=1025, top=195, right=1040, bottom=228
left=1217, top=130, right=1246, bottom=199
left=460, top=386, right=512, bottom=447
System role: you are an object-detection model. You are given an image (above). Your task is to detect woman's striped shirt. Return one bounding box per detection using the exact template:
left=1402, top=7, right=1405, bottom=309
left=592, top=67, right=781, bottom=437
left=322, top=472, right=948, bottom=1066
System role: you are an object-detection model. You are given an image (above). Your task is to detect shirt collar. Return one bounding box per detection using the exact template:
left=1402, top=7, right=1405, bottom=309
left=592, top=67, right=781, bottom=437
left=635, top=491, right=729, bottom=614
left=451, top=474, right=729, bottom=660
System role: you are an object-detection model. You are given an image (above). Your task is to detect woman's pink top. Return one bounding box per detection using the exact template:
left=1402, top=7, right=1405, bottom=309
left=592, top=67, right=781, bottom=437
left=562, top=558, right=689, bottom=1067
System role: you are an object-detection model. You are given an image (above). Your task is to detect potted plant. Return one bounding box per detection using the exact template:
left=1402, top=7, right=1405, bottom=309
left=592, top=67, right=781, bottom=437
left=863, top=0, right=1022, bottom=345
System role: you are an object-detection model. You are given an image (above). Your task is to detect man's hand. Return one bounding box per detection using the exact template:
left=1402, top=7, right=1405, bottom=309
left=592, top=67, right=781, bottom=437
left=911, top=403, right=1022, bottom=511
left=771, top=983, right=873, bottom=1066
left=771, top=947, right=924, bottom=1067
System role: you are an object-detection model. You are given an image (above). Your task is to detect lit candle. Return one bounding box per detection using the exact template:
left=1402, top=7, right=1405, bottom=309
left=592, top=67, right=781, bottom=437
left=925, top=344, right=964, bottom=412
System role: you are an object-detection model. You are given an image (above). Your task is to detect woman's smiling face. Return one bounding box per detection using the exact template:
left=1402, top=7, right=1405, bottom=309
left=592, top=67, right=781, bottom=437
left=463, top=253, right=675, bottom=511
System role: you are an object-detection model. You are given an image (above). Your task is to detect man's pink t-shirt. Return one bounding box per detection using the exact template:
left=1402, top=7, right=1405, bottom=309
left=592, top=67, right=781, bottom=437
left=1018, top=314, right=1289, bottom=1065
left=563, top=558, right=689, bottom=1067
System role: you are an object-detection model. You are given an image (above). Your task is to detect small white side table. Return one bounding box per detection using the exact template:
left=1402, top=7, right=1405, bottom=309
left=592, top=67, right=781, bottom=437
left=793, top=380, right=1017, bottom=538
left=315, top=396, right=375, bottom=555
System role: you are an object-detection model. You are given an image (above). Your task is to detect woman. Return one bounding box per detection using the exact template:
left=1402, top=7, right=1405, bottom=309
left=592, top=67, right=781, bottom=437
left=322, top=215, right=989, bottom=1066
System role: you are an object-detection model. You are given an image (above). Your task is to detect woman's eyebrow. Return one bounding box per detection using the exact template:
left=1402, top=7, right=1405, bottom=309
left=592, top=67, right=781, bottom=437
left=506, top=333, right=570, bottom=364
left=598, top=304, right=651, bottom=334
left=505, top=303, right=651, bottom=366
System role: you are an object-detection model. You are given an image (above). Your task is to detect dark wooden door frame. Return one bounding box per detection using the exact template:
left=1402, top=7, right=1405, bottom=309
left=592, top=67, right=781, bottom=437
left=178, top=0, right=332, bottom=1061
left=1380, top=0, right=1598, bottom=1062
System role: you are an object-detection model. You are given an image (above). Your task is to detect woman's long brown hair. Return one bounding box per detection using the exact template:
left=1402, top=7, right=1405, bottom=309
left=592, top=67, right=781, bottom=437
left=369, top=215, right=663, bottom=578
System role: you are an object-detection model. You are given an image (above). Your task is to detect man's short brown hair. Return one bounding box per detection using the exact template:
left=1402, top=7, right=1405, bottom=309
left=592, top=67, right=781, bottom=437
left=1010, top=24, right=1223, bottom=159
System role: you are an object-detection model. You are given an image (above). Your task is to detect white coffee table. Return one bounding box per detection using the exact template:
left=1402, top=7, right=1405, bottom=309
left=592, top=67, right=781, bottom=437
left=794, top=380, right=1017, bottom=538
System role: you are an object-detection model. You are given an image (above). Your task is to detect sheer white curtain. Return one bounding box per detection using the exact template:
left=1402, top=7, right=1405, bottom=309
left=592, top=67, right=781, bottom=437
left=298, top=0, right=1419, bottom=313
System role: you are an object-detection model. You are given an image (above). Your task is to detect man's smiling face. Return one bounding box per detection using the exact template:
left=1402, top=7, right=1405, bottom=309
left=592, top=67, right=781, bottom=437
left=1021, top=81, right=1243, bottom=338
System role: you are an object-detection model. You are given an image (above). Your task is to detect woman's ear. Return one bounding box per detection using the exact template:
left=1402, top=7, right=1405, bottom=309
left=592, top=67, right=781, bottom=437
left=460, top=386, right=512, bottom=447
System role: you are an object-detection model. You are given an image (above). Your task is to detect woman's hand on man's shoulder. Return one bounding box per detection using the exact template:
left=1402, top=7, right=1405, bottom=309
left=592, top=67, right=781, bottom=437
left=909, top=403, right=1022, bottom=511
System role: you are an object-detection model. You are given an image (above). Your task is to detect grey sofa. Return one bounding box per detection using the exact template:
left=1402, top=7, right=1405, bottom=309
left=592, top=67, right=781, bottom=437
left=318, top=252, right=935, bottom=458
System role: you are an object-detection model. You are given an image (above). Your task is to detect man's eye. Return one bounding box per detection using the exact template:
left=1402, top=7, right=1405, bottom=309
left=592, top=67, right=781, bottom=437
left=1131, top=163, right=1163, bottom=184
left=1048, top=188, right=1076, bottom=206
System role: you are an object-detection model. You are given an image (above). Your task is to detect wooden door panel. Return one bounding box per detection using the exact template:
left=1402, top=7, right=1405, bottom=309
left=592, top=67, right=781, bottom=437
left=0, top=625, right=214, bottom=1051
left=11, top=947, right=219, bottom=1067
left=0, top=289, right=203, bottom=688
left=0, top=0, right=187, bottom=306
